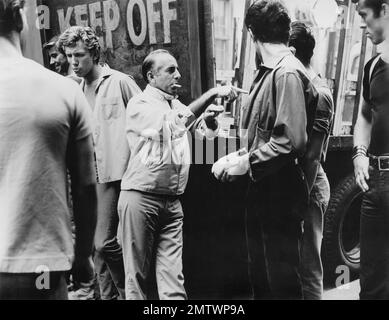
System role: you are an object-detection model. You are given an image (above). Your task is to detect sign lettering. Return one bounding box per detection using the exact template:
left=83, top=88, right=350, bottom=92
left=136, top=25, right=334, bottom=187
left=35, top=0, right=178, bottom=49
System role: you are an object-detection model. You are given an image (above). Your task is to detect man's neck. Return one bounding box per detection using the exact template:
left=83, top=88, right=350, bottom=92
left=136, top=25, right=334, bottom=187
left=378, top=39, right=389, bottom=63
left=305, top=65, right=317, bottom=80
left=256, top=42, right=291, bottom=69
left=148, top=84, right=176, bottom=100
left=0, top=33, right=22, bottom=60
left=84, top=63, right=102, bottom=85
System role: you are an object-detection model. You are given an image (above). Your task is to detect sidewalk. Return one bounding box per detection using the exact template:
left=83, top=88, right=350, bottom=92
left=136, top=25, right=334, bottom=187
left=323, top=280, right=360, bottom=300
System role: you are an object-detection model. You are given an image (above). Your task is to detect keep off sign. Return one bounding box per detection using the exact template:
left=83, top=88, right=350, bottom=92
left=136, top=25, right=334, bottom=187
left=32, top=0, right=200, bottom=103
left=36, top=0, right=179, bottom=49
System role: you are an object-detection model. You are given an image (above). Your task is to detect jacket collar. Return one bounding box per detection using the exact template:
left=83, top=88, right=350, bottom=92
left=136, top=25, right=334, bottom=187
left=144, top=84, right=177, bottom=101
left=260, top=43, right=294, bottom=69
left=80, top=63, right=113, bottom=93
left=306, top=66, right=318, bottom=81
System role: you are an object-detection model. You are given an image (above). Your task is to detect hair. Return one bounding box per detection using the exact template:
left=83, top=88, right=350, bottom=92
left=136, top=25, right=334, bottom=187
left=43, top=35, right=59, bottom=51
left=142, top=49, right=172, bottom=82
left=0, top=0, right=25, bottom=35
left=57, top=26, right=101, bottom=63
left=361, top=0, right=389, bottom=17
left=289, top=21, right=315, bottom=66
left=245, top=0, right=291, bottom=44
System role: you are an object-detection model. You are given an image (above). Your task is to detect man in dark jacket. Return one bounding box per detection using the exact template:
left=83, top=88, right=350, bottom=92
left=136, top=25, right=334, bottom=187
left=212, top=0, right=318, bottom=299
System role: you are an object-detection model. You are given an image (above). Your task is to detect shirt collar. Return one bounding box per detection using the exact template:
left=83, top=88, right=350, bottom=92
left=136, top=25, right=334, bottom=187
left=260, top=44, right=294, bottom=69
left=378, top=41, right=389, bottom=63
left=144, top=84, right=177, bottom=101
left=306, top=66, right=317, bottom=81
left=99, top=63, right=113, bottom=78
left=80, top=63, right=113, bottom=92
left=95, top=64, right=113, bottom=90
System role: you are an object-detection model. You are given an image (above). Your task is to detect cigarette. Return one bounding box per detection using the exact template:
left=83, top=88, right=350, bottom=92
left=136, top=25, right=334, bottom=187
left=173, top=84, right=182, bottom=88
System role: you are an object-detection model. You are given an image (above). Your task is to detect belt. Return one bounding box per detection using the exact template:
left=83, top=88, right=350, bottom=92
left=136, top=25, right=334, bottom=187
left=369, top=155, right=389, bottom=171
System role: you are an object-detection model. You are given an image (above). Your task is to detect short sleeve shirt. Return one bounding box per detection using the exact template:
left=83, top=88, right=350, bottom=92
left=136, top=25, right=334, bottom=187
left=362, top=56, right=389, bottom=155
left=0, top=57, right=92, bottom=273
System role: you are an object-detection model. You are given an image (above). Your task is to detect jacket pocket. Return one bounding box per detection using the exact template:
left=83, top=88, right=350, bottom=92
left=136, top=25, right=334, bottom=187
left=138, top=139, right=162, bottom=169
left=101, top=97, right=121, bottom=120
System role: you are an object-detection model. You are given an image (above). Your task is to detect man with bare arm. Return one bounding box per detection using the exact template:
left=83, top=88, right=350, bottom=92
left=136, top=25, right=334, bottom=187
left=353, top=0, right=389, bottom=299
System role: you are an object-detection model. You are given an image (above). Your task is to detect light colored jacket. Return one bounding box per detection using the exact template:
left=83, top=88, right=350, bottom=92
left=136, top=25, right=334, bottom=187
left=81, top=65, right=141, bottom=183
left=121, top=85, right=218, bottom=195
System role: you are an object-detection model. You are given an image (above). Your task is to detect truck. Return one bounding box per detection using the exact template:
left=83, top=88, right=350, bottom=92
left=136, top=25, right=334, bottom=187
left=23, top=0, right=368, bottom=298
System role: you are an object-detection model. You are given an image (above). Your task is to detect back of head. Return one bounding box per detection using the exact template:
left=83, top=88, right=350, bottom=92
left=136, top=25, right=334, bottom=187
left=57, top=26, right=101, bottom=63
left=0, top=0, right=24, bottom=36
left=289, top=21, right=316, bottom=66
left=245, top=0, right=291, bottom=44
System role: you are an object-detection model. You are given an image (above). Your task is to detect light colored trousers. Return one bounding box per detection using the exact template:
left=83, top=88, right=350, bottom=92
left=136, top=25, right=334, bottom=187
left=118, top=190, right=187, bottom=300
left=94, top=181, right=125, bottom=300
left=300, top=165, right=330, bottom=300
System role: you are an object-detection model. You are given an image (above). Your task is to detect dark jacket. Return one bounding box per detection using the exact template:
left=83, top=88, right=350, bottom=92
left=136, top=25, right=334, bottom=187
left=239, top=53, right=318, bottom=182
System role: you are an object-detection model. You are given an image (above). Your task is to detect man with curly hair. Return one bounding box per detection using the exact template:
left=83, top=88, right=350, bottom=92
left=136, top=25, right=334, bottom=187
left=213, top=0, right=318, bottom=299
left=58, top=26, right=141, bottom=300
left=0, top=0, right=97, bottom=299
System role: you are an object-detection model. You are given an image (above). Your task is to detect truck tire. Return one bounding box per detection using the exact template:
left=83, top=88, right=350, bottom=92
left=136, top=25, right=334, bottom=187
left=322, top=173, right=363, bottom=284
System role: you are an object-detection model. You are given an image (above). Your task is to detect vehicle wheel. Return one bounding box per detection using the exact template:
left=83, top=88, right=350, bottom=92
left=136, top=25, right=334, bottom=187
left=322, top=173, right=363, bottom=285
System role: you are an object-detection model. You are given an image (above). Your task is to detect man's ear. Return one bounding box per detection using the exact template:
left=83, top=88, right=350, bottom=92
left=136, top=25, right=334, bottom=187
left=14, top=7, right=25, bottom=33
left=147, top=70, right=154, bottom=83
left=382, top=3, right=389, bottom=17
left=92, top=49, right=100, bottom=64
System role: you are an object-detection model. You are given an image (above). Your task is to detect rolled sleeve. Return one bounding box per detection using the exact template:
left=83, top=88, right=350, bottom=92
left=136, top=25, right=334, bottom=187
left=249, top=72, right=307, bottom=180
left=313, top=88, right=333, bottom=135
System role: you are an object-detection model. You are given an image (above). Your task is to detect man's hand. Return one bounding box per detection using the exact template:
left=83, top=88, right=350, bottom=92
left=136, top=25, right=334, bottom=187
left=212, top=150, right=249, bottom=182
left=188, top=86, right=248, bottom=120
left=212, top=154, right=230, bottom=181
left=353, top=155, right=370, bottom=192
left=211, top=86, right=248, bottom=103
left=203, top=104, right=224, bottom=125
left=72, top=255, right=95, bottom=285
